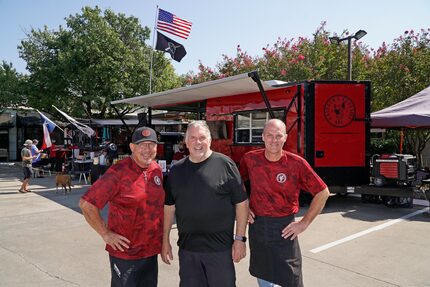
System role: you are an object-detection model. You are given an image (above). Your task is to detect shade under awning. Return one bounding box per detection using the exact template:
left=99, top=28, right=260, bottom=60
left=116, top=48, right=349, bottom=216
left=0, top=113, right=13, bottom=127
left=111, top=72, right=284, bottom=108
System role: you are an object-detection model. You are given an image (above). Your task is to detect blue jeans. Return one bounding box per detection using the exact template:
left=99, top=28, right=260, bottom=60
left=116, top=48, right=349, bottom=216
left=257, top=278, right=281, bottom=287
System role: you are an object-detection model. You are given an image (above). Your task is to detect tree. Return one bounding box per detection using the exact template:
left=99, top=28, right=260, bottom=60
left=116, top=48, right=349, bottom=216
left=0, top=61, right=27, bottom=110
left=183, top=22, right=370, bottom=84
left=19, top=6, right=181, bottom=119
left=184, top=23, right=430, bottom=167
left=365, top=29, right=430, bottom=167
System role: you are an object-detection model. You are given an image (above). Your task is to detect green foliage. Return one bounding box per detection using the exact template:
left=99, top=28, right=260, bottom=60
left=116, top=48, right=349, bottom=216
left=370, top=129, right=400, bottom=155
left=7, top=12, right=430, bottom=166
left=184, top=23, right=430, bottom=167
left=0, top=61, right=27, bottom=110
left=183, top=22, right=371, bottom=83
left=370, top=138, right=399, bottom=155
left=18, top=6, right=180, bottom=118
left=365, top=29, right=430, bottom=112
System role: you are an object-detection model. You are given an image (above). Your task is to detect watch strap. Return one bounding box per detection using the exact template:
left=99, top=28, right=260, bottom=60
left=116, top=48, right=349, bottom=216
left=234, top=235, right=247, bottom=242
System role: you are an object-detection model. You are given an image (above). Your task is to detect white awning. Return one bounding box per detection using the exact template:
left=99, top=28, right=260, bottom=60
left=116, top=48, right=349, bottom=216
left=90, top=119, right=184, bottom=126
left=111, top=72, right=284, bottom=108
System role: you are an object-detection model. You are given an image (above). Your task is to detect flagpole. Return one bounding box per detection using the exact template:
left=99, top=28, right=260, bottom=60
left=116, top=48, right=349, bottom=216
left=149, top=5, right=159, bottom=95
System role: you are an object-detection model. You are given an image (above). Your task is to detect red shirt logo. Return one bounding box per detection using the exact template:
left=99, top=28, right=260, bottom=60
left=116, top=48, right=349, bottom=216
left=276, top=173, right=287, bottom=183
left=154, top=176, right=161, bottom=186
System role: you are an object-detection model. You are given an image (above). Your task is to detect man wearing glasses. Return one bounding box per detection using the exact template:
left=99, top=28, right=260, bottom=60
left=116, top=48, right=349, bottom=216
left=80, top=126, right=164, bottom=287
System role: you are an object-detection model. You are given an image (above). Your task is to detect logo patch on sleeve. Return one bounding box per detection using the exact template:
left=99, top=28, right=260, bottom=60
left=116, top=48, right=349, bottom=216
left=154, top=175, right=162, bottom=186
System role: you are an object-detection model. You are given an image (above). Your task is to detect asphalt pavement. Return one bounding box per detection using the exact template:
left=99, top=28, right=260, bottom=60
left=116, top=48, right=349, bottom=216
left=0, top=163, right=255, bottom=287
left=0, top=162, right=429, bottom=287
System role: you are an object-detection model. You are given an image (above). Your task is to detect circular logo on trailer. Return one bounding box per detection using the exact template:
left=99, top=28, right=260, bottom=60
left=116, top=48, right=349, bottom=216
left=276, top=173, right=287, bottom=183
left=142, top=129, right=151, bottom=137
left=324, top=95, right=356, bottom=127
left=154, top=175, right=161, bottom=186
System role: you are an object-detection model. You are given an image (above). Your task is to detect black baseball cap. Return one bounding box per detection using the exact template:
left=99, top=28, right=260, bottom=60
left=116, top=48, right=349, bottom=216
left=132, top=127, right=158, bottom=144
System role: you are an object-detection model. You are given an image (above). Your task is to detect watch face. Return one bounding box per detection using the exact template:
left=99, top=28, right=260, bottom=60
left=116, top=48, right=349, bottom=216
left=324, top=95, right=356, bottom=127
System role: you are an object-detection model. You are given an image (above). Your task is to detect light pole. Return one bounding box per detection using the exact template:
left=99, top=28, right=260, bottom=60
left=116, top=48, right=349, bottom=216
left=329, top=30, right=367, bottom=80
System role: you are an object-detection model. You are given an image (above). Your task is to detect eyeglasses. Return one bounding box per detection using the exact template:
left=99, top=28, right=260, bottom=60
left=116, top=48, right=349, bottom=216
left=135, top=142, right=156, bottom=149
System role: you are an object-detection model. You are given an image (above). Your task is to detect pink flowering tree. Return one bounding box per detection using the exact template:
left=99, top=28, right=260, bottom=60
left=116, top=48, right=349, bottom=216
left=183, top=23, right=430, bottom=166
left=364, top=29, right=430, bottom=165
left=183, top=22, right=370, bottom=83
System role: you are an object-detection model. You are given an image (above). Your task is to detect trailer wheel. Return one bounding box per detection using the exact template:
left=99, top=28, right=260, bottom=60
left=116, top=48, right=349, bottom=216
left=374, top=176, right=386, bottom=187
left=383, top=196, right=413, bottom=208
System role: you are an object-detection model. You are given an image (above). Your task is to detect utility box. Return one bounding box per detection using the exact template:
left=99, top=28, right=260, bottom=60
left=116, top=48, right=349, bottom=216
left=372, top=154, right=417, bottom=186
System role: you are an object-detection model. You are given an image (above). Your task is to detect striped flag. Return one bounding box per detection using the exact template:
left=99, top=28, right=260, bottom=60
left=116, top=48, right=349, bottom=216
left=38, top=111, right=60, bottom=150
left=156, top=8, right=192, bottom=39
left=41, top=122, right=52, bottom=150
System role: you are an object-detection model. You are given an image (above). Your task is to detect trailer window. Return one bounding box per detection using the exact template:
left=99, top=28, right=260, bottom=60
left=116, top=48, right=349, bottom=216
left=234, top=110, right=285, bottom=144
left=207, top=121, right=228, bottom=140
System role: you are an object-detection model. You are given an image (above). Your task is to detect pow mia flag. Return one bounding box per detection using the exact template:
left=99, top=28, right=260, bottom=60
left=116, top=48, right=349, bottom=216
left=155, top=31, right=187, bottom=62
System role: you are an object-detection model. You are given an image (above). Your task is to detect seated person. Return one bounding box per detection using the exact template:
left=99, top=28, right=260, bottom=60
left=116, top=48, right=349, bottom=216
left=171, top=141, right=188, bottom=163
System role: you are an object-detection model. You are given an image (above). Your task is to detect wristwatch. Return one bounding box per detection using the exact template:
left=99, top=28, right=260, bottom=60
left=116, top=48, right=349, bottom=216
left=234, top=235, right=247, bottom=242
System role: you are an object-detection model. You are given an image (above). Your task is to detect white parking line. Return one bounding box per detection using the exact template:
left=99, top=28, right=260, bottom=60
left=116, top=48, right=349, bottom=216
left=310, top=207, right=429, bottom=253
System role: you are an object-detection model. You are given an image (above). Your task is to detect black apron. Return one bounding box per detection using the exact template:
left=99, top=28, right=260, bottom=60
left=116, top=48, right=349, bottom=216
left=249, top=215, right=304, bottom=287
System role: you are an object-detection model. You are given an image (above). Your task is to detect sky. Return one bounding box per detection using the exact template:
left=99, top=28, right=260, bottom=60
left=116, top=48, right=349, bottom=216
left=1, top=0, right=430, bottom=76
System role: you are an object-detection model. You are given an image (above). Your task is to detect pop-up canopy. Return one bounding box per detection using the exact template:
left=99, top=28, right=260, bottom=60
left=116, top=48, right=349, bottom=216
left=371, top=85, right=430, bottom=128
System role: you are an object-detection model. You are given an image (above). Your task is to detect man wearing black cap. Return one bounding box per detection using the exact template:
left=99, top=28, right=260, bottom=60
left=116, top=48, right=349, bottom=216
left=79, top=126, right=165, bottom=287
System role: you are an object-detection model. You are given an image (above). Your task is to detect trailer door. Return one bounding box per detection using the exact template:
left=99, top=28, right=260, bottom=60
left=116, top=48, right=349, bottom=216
left=308, top=82, right=370, bottom=186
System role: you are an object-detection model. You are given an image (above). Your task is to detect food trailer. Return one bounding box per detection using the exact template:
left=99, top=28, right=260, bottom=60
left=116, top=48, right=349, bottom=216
left=112, top=71, right=414, bottom=202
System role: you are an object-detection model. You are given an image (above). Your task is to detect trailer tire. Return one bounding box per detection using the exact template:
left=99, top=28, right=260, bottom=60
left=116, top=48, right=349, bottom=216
left=374, top=176, right=386, bottom=187
left=383, top=196, right=413, bottom=208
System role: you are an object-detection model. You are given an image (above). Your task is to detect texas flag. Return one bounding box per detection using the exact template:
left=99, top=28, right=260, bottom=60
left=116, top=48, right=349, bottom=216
left=39, top=111, right=56, bottom=133
left=38, top=111, right=57, bottom=150
left=41, top=123, right=52, bottom=150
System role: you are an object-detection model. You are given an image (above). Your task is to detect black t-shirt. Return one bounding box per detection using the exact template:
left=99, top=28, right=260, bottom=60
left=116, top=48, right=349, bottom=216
left=165, top=152, right=247, bottom=252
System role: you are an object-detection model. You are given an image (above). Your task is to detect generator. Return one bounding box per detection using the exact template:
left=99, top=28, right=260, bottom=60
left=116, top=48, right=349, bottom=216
left=371, top=154, right=417, bottom=187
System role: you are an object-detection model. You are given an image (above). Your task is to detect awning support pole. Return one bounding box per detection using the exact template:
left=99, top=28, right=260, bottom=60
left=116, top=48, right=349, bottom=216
left=249, top=71, right=275, bottom=119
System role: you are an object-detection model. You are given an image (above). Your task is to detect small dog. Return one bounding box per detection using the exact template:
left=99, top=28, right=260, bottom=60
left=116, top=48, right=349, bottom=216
left=55, top=174, right=73, bottom=194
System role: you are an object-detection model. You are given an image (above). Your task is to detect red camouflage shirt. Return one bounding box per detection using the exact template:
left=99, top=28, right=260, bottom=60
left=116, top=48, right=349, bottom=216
left=81, top=157, right=164, bottom=260
left=240, top=149, right=327, bottom=217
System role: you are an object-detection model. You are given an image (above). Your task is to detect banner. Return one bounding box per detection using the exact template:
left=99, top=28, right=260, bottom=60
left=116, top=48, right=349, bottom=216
left=53, top=106, right=95, bottom=137
left=156, top=31, right=187, bottom=62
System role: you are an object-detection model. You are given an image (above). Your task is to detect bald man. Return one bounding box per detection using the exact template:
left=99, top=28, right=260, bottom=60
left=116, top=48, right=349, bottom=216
left=240, top=119, right=330, bottom=287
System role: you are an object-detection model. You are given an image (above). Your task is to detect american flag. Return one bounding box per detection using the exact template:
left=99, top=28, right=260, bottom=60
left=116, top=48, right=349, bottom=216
left=156, top=8, right=192, bottom=40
